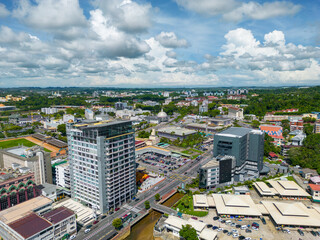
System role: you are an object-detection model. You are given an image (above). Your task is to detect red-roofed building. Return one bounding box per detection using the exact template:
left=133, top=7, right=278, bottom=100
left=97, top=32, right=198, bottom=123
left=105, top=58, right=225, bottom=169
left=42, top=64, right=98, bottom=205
left=308, top=184, right=320, bottom=202
left=0, top=207, right=76, bottom=240
left=135, top=140, right=146, bottom=149
left=269, top=152, right=278, bottom=159
left=7, top=213, right=52, bottom=240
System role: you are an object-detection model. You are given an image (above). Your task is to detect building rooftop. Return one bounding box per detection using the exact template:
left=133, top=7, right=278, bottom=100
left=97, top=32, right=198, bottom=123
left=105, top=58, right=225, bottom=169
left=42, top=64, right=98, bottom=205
left=42, top=207, right=74, bottom=224
left=268, top=180, right=310, bottom=197
left=261, top=201, right=320, bottom=227
left=309, top=184, right=320, bottom=191
left=212, top=194, right=262, bottom=216
left=216, top=127, right=252, bottom=138
left=158, top=126, right=196, bottom=136
left=73, top=120, right=131, bottom=130
left=0, top=196, right=52, bottom=224
left=310, top=176, right=320, bottom=184
left=8, top=213, right=52, bottom=239
left=253, top=182, right=276, bottom=196
left=201, top=160, right=219, bottom=169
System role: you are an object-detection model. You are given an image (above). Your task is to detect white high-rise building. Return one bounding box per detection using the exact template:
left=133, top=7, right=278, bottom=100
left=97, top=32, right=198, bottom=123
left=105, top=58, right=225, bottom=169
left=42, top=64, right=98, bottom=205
left=56, top=162, right=70, bottom=189
left=67, top=120, right=136, bottom=213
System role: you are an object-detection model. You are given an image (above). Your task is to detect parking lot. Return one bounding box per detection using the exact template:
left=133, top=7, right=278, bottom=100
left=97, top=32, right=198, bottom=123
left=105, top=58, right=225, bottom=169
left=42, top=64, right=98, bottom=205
left=194, top=210, right=320, bottom=239
left=136, top=152, right=201, bottom=175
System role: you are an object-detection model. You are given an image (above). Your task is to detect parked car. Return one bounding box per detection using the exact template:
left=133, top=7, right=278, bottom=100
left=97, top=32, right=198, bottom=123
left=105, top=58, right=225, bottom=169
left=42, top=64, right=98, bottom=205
left=115, top=208, right=120, bottom=211
left=261, top=217, right=266, bottom=225
left=232, top=233, right=239, bottom=238
left=213, top=216, right=219, bottom=221
left=227, top=232, right=233, bottom=236
left=93, top=220, right=99, bottom=224
left=212, top=226, right=219, bottom=230
left=70, top=235, right=76, bottom=240
left=245, top=229, right=252, bottom=233
left=311, top=230, right=317, bottom=236
left=245, top=237, right=251, bottom=240
left=207, top=224, right=213, bottom=228
left=298, top=229, right=304, bottom=236
left=241, top=225, right=247, bottom=230
left=86, top=225, right=92, bottom=229
left=84, top=229, right=91, bottom=234
left=191, top=217, right=198, bottom=220
left=223, top=230, right=228, bottom=234
left=236, top=224, right=241, bottom=228
left=101, top=215, right=106, bottom=219
left=217, top=228, right=223, bottom=232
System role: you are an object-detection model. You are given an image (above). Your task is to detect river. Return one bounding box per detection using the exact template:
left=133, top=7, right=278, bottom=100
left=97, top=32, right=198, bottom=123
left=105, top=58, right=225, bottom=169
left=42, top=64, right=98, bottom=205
left=125, top=192, right=184, bottom=240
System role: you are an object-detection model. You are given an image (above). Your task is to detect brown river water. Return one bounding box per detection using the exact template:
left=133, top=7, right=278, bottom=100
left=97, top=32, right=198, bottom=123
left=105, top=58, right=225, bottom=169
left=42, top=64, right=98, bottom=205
left=125, top=192, right=184, bottom=240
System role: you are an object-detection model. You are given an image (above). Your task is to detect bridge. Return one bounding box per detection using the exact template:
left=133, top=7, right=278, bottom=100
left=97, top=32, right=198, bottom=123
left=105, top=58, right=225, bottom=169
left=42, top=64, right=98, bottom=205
left=151, top=202, right=178, bottom=215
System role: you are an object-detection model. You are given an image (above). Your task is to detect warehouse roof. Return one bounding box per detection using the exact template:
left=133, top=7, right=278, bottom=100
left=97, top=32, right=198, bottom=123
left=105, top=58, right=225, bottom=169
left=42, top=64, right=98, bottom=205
left=262, top=201, right=320, bottom=227
left=212, top=194, right=261, bottom=217
left=268, top=180, right=310, bottom=197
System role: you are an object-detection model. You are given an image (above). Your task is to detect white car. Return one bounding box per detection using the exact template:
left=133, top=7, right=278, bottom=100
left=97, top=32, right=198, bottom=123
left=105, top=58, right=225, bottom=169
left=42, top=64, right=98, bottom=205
left=232, top=229, right=238, bottom=233
left=217, top=228, right=223, bottom=232
left=70, top=235, right=76, bottom=240
left=84, top=229, right=91, bottom=234
left=245, top=238, right=251, bottom=240
left=226, top=220, right=232, bottom=224
left=233, top=233, right=239, bottom=238
left=241, top=225, right=247, bottom=230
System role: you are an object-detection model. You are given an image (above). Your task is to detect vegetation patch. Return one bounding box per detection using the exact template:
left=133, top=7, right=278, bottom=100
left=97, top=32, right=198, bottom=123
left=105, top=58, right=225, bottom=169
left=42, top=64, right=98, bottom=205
left=0, top=139, right=51, bottom=152
left=173, top=195, right=208, bottom=217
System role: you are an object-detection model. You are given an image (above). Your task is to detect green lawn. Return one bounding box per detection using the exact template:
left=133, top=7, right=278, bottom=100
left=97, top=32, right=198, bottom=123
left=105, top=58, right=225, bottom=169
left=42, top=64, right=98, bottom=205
left=0, top=139, right=51, bottom=152
left=181, top=150, right=193, bottom=154
left=173, top=195, right=208, bottom=217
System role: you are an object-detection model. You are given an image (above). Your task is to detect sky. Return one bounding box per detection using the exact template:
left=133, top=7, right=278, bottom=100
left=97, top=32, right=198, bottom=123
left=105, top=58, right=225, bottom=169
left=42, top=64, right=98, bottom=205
left=0, top=0, right=319, bottom=88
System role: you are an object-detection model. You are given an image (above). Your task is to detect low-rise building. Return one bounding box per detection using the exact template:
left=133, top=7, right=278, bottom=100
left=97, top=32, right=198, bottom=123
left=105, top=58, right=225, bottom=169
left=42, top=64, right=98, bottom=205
left=299, top=168, right=318, bottom=179
left=164, top=215, right=217, bottom=240
left=233, top=186, right=250, bottom=195
left=157, top=126, right=197, bottom=140
left=254, top=180, right=310, bottom=199
left=308, top=184, right=320, bottom=202
left=228, top=107, right=243, bottom=120
left=41, top=107, right=58, bottom=115
left=261, top=201, right=320, bottom=228
left=310, top=176, right=320, bottom=185
left=0, top=172, right=41, bottom=211
left=0, top=206, right=76, bottom=240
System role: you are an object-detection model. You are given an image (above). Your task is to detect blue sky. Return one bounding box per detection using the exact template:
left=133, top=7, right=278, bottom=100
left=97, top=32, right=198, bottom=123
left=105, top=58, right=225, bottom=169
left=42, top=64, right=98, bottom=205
left=0, top=0, right=319, bottom=87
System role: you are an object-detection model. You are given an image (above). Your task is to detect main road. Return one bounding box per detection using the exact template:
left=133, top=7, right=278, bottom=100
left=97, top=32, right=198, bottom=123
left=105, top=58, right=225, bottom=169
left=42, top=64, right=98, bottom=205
left=76, top=149, right=212, bottom=240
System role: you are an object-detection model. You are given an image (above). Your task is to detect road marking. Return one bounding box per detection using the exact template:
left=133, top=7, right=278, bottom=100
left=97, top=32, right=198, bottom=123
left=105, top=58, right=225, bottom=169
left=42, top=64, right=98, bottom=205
left=98, top=230, right=113, bottom=240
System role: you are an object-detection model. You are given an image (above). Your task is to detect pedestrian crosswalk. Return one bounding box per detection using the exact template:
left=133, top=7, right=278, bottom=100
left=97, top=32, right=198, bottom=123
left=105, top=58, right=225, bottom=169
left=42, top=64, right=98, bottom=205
left=123, top=204, right=141, bottom=213
left=168, top=173, right=190, bottom=182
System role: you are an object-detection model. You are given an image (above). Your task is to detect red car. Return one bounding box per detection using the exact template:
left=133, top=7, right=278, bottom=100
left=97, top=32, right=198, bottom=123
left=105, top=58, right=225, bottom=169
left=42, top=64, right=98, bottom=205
left=115, top=208, right=120, bottom=211
left=191, top=217, right=198, bottom=220
left=93, top=220, right=99, bottom=224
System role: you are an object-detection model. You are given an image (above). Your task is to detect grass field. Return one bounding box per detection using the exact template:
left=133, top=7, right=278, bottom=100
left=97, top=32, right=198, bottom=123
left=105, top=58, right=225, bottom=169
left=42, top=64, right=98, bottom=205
left=0, top=139, right=51, bottom=152
left=173, top=195, right=208, bottom=217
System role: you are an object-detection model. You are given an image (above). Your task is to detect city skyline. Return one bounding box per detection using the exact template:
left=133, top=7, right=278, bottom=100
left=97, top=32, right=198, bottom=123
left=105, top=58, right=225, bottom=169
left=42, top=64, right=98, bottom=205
left=0, top=0, right=319, bottom=87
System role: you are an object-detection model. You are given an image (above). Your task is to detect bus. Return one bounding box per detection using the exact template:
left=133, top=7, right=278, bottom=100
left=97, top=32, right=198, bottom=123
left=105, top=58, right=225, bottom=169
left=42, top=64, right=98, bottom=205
left=121, top=213, right=132, bottom=222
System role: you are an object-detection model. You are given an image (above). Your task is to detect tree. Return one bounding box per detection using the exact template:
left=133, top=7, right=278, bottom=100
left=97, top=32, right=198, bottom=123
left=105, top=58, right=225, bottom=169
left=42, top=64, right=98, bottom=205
left=251, top=120, right=260, bottom=128
left=112, top=218, right=122, bottom=230
left=144, top=200, right=150, bottom=209
left=179, top=224, right=198, bottom=240
left=138, top=130, right=151, bottom=138
left=303, top=123, right=314, bottom=136
left=57, top=124, right=66, bottom=136
left=155, top=193, right=160, bottom=201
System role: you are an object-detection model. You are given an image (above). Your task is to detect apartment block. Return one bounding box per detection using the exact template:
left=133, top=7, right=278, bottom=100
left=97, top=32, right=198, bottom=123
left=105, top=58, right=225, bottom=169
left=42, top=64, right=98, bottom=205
left=67, top=120, right=136, bottom=213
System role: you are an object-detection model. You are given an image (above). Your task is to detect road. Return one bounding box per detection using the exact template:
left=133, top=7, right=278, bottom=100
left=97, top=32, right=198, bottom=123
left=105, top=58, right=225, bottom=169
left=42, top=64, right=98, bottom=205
left=76, top=149, right=212, bottom=240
